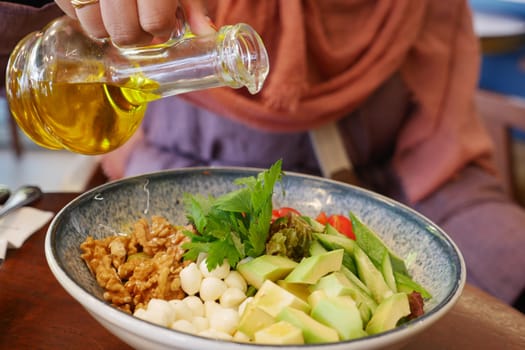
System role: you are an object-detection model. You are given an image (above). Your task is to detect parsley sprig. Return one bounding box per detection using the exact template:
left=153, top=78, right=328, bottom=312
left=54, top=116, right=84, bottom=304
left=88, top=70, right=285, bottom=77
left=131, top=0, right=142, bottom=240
left=183, top=160, right=283, bottom=270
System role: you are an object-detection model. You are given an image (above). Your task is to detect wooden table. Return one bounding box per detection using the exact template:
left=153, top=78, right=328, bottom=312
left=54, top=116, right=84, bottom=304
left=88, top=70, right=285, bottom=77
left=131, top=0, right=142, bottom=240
left=1, top=193, right=524, bottom=349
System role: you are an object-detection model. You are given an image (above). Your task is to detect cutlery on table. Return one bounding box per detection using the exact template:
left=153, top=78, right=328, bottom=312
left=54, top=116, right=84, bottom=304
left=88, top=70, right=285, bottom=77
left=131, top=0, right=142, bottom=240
left=0, top=185, right=43, bottom=220
left=0, top=185, right=43, bottom=266
left=0, top=185, right=10, bottom=204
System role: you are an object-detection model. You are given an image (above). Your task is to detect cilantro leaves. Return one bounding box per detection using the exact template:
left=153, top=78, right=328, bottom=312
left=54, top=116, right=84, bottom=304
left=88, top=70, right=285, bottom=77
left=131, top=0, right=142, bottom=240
left=183, top=160, right=283, bottom=270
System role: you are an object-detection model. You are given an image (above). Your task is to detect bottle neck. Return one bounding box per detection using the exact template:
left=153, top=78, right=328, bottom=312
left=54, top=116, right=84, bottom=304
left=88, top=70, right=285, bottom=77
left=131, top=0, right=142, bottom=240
left=109, top=23, right=269, bottom=100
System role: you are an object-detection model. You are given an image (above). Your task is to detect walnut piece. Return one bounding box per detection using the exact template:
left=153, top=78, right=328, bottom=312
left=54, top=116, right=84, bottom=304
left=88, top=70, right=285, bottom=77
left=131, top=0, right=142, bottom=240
left=80, top=216, right=192, bottom=313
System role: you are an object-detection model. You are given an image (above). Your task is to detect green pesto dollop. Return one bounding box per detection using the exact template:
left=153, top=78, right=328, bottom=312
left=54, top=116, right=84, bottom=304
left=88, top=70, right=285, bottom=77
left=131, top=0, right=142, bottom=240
left=266, top=213, right=313, bottom=262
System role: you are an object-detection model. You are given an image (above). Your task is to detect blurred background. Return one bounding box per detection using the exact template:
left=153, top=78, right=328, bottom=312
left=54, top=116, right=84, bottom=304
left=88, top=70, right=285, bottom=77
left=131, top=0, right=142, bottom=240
left=0, top=96, right=99, bottom=192
left=471, top=0, right=525, bottom=207
left=2, top=0, right=525, bottom=206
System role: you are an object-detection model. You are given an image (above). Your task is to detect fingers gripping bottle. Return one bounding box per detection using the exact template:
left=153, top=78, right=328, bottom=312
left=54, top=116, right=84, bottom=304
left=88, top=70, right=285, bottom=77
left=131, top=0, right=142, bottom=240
left=6, top=10, right=269, bottom=155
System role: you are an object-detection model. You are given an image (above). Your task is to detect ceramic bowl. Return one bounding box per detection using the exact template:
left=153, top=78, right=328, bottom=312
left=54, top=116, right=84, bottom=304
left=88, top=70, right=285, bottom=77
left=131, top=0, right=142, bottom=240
left=45, top=167, right=465, bottom=350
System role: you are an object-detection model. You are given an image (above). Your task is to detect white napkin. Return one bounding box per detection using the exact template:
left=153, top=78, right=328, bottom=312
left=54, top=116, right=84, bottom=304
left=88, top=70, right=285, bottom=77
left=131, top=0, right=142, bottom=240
left=0, top=207, right=54, bottom=261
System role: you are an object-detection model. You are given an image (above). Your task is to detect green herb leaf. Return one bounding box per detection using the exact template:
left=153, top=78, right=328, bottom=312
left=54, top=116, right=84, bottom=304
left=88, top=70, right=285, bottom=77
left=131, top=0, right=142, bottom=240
left=183, top=160, right=283, bottom=270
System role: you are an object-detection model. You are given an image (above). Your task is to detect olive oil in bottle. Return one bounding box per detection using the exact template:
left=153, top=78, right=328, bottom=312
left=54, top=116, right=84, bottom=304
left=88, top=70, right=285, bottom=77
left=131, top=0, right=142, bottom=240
left=11, top=78, right=155, bottom=154
left=6, top=14, right=269, bottom=155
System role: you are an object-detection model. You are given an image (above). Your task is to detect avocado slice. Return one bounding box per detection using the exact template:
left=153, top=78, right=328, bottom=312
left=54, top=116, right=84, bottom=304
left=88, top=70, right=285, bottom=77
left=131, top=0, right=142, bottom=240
left=237, top=254, right=298, bottom=289
left=354, top=246, right=393, bottom=303
left=310, top=272, right=349, bottom=295
left=310, top=271, right=377, bottom=323
left=311, top=295, right=367, bottom=340
left=251, top=280, right=310, bottom=317
left=313, top=233, right=357, bottom=274
left=339, top=265, right=371, bottom=295
left=277, top=280, right=311, bottom=301
left=306, top=289, right=327, bottom=309
left=277, top=306, right=339, bottom=344
left=309, top=239, right=328, bottom=256
left=315, top=231, right=357, bottom=254
left=237, top=302, right=275, bottom=338
left=285, top=249, right=344, bottom=284
left=349, top=212, right=408, bottom=275
left=381, top=250, right=397, bottom=292
left=254, top=320, right=304, bottom=344
left=365, top=292, right=411, bottom=335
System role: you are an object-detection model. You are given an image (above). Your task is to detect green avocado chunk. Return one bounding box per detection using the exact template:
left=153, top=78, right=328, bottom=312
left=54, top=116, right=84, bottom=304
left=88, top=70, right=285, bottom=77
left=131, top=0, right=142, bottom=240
left=285, top=249, right=344, bottom=284
left=310, top=270, right=377, bottom=323
left=309, top=239, right=328, bottom=256
left=354, top=246, right=393, bottom=303
left=381, top=250, right=398, bottom=293
left=311, top=294, right=367, bottom=340
left=254, top=320, right=305, bottom=345
left=251, top=280, right=310, bottom=317
left=314, top=232, right=358, bottom=273
left=365, top=292, right=411, bottom=335
left=277, top=306, right=339, bottom=344
left=238, top=302, right=275, bottom=338
left=237, top=254, right=298, bottom=289
left=349, top=212, right=408, bottom=275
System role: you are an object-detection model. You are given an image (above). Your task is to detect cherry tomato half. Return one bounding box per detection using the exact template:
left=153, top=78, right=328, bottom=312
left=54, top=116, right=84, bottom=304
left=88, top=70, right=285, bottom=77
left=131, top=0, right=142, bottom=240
left=327, top=214, right=356, bottom=240
left=272, top=207, right=301, bottom=221
left=316, top=211, right=329, bottom=225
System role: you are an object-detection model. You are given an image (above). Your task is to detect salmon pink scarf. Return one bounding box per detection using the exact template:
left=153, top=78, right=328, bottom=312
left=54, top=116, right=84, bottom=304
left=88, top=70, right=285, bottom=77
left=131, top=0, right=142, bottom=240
left=183, top=0, right=495, bottom=203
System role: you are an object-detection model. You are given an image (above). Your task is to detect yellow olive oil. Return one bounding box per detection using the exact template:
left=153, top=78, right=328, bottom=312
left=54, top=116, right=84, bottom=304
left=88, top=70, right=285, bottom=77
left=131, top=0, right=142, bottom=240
left=9, top=77, right=159, bottom=154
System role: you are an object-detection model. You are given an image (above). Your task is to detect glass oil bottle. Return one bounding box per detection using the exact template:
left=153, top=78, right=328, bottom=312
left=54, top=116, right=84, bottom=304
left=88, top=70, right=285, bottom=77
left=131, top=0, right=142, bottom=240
left=6, top=12, right=269, bottom=155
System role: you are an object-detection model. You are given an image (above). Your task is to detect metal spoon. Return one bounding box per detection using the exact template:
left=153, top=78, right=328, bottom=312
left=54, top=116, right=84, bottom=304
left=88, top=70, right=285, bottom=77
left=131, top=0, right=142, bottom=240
left=0, top=185, right=43, bottom=219
left=0, top=185, right=9, bottom=204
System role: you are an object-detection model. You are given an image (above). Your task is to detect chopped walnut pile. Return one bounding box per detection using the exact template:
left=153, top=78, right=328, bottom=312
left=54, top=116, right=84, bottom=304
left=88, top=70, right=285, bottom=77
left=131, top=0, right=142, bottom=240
left=80, top=216, right=192, bottom=313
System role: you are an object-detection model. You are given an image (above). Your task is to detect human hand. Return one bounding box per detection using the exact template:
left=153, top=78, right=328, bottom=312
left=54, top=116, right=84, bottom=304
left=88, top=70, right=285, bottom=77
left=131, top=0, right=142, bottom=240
left=54, top=0, right=215, bottom=46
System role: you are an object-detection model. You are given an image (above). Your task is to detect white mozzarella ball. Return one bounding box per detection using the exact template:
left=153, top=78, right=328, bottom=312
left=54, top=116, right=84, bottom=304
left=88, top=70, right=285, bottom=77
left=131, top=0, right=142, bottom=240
left=182, top=295, right=204, bottom=317
left=168, top=299, right=193, bottom=322
left=134, top=310, right=163, bottom=326
left=171, top=319, right=196, bottom=334
left=238, top=297, right=254, bottom=316
left=199, top=277, right=227, bottom=301
left=140, top=299, right=175, bottom=327
left=179, top=262, right=203, bottom=295
left=208, top=307, right=240, bottom=335
left=199, top=259, right=230, bottom=279
left=133, top=308, right=148, bottom=320
left=191, top=316, right=209, bottom=333
left=198, top=328, right=233, bottom=341
left=224, top=271, right=247, bottom=292
left=199, top=258, right=213, bottom=277
left=220, top=287, right=247, bottom=308
left=204, top=300, right=222, bottom=319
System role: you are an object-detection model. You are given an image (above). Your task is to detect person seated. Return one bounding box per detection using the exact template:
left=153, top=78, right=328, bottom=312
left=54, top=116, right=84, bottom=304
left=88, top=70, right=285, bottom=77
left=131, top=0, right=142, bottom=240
left=2, top=0, right=523, bottom=309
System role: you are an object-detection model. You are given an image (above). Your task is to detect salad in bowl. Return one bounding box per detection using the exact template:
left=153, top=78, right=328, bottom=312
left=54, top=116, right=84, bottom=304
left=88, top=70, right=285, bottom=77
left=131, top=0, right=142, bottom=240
left=45, top=160, right=464, bottom=350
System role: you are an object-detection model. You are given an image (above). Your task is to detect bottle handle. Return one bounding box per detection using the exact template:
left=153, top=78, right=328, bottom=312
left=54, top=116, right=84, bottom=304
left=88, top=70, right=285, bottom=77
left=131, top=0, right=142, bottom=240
left=113, top=6, right=188, bottom=57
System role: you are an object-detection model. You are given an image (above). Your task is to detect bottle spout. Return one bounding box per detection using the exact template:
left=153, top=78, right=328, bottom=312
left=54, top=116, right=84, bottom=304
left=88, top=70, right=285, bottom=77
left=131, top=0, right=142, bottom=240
left=219, top=23, right=270, bottom=94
